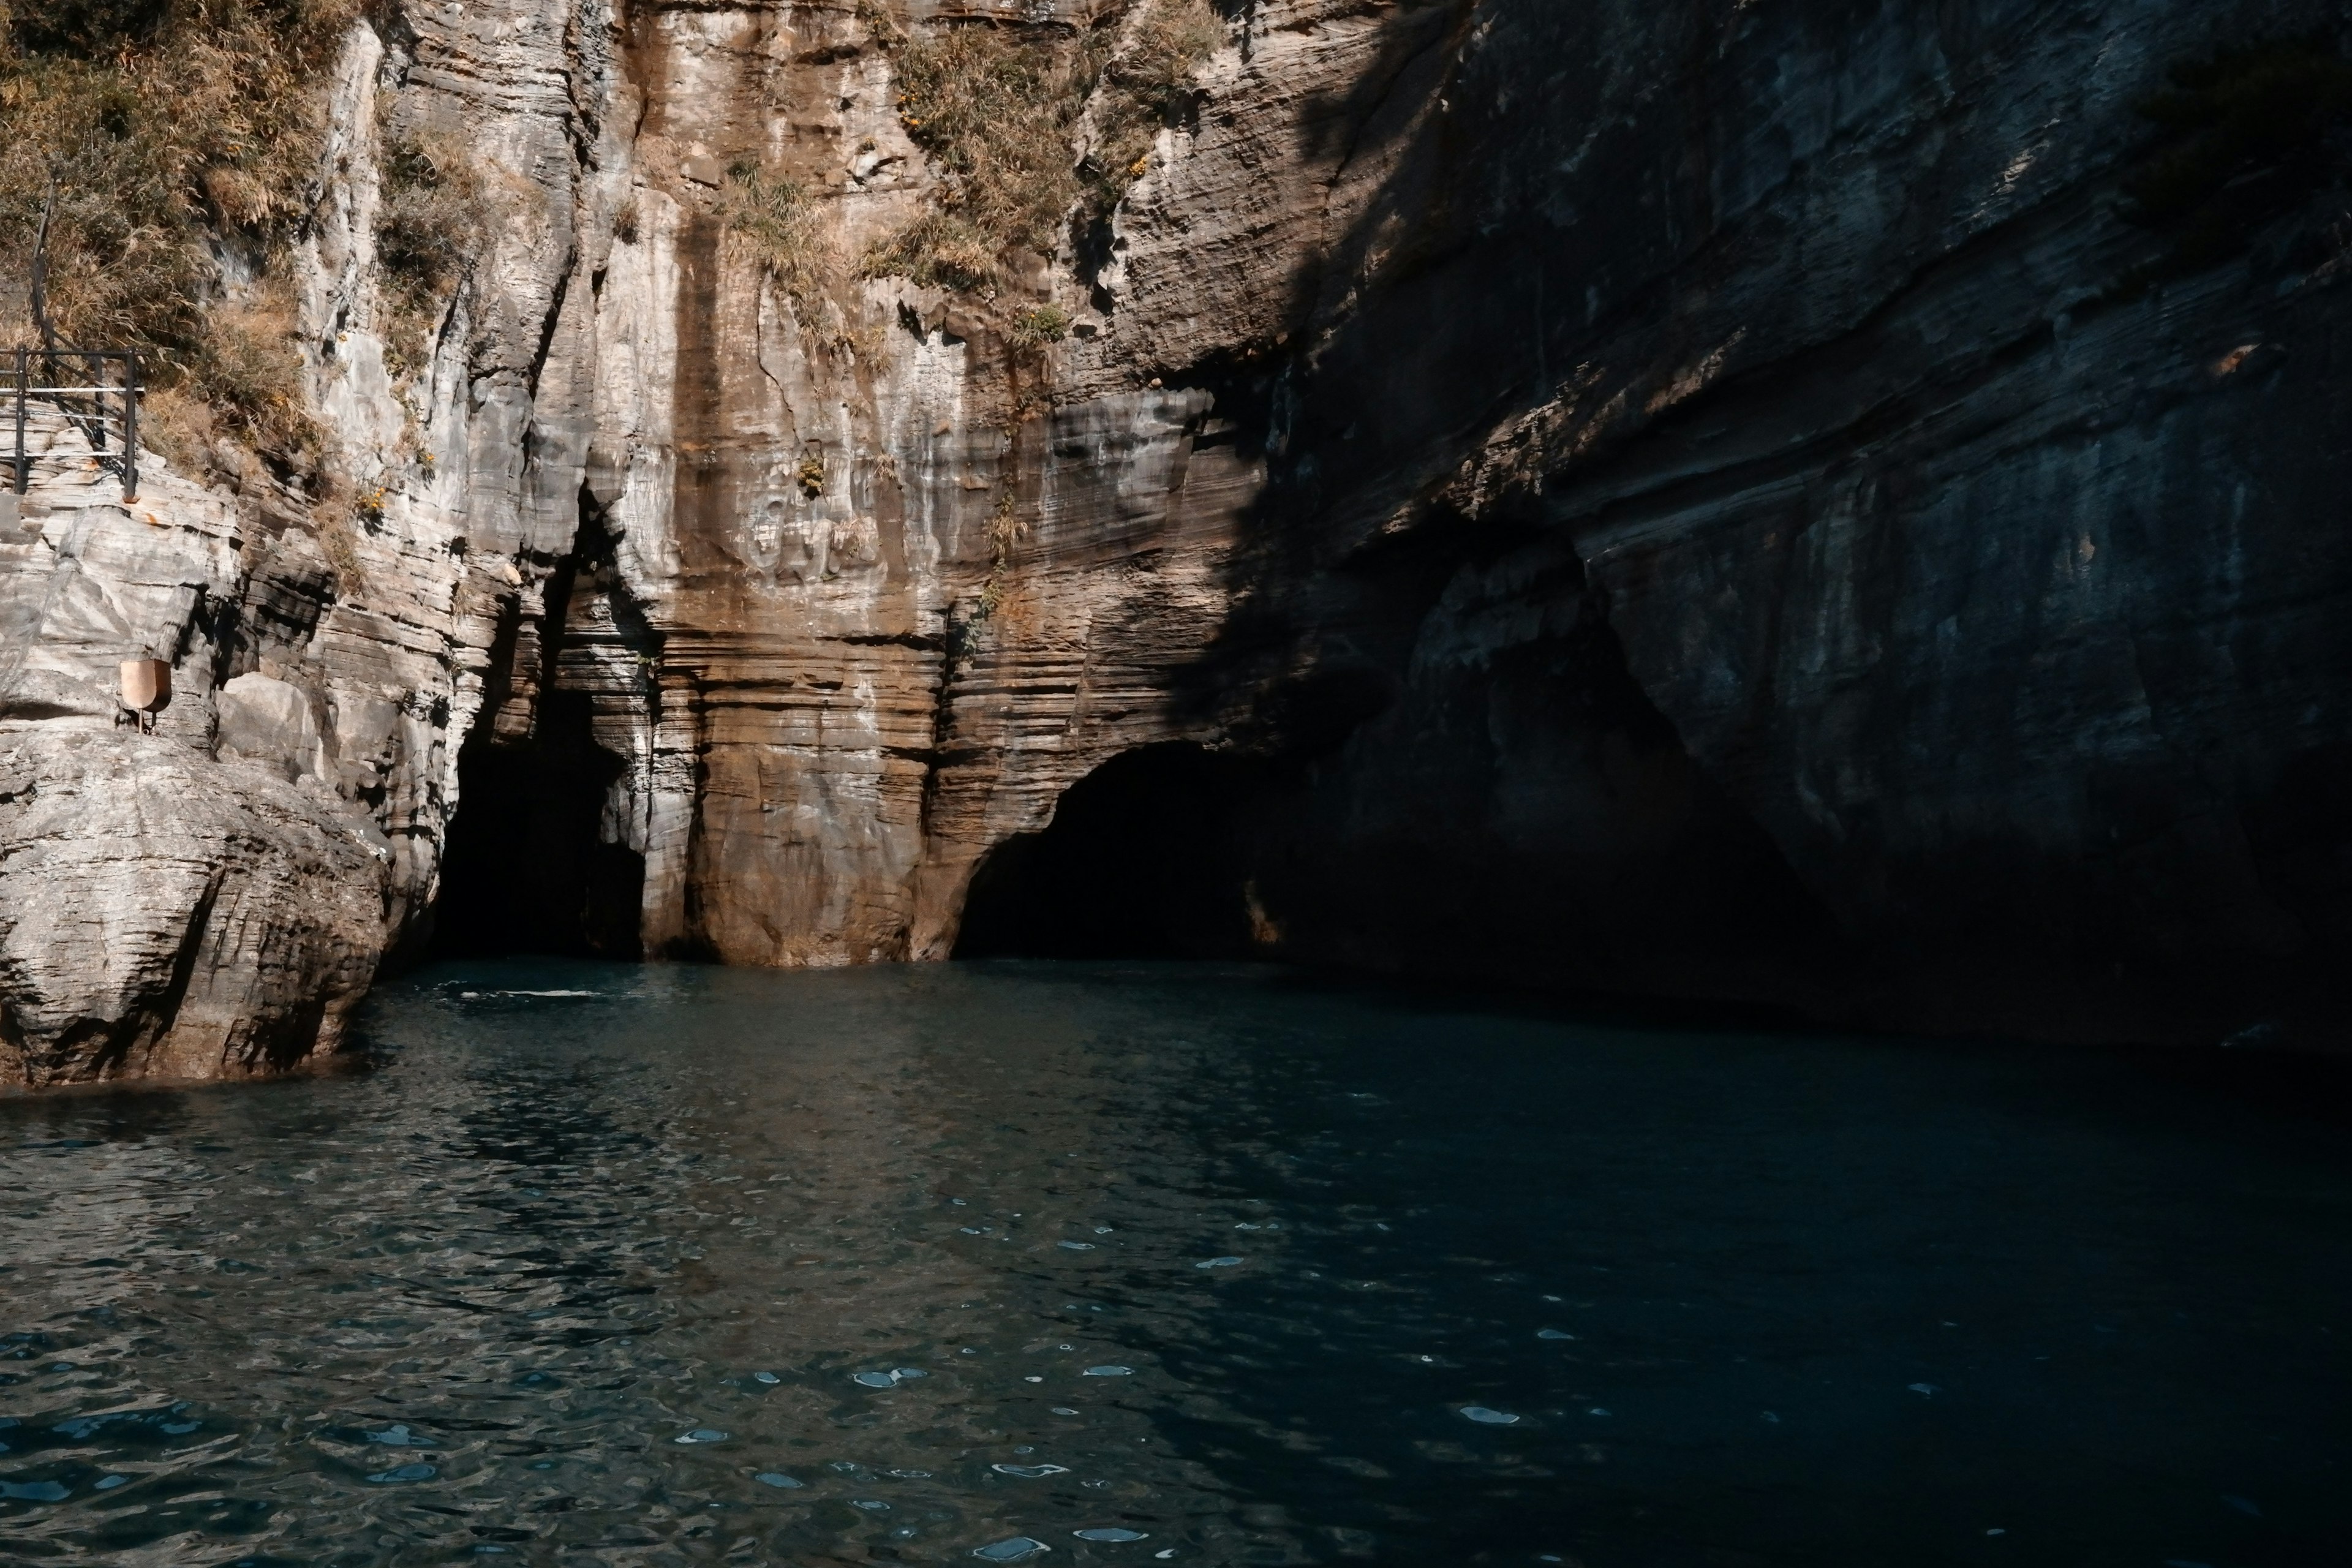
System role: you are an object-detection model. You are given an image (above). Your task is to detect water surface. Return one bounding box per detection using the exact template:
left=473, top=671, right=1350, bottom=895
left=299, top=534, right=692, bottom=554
left=2, top=960, right=2348, bottom=1566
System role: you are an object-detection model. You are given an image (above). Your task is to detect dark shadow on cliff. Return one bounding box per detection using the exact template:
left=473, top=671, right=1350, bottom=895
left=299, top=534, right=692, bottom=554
left=432, top=508, right=649, bottom=962
left=434, top=688, right=643, bottom=961
left=1123, top=1, right=2352, bottom=1046
left=1229, top=564, right=1852, bottom=1006
left=1145, top=130, right=1856, bottom=1000
left=955, top=743, right=1266, bottom=959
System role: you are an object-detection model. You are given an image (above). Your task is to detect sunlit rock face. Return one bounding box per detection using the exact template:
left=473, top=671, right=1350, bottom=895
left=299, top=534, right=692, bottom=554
left=1, top=16, right=582, bottom=1083
left=569, top=0, right=1259, bottom=963
left=550, top=36, right=1243, bottom=963
left=7, top=0, right=2351, bottom=1084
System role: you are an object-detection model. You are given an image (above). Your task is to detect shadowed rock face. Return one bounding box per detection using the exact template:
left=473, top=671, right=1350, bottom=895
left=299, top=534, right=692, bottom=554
left=1169, top=0, right=2352, bottom=1044
left=5, top=0, right=2351, bottom=1084
left=954, top=742, right=1270, bottom=962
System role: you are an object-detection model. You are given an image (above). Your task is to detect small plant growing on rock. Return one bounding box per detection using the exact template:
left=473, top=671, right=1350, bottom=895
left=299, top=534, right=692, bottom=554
left=353, top=481, right=389, bottom=529
left=972, top=487, right=1028, bottom=621
left=1009, top=304, right=1072, bottom=346
left=797, top=451, right=826, bottom=497
left=314, top=485, right=368, bottom=595
left=718, top=161, right=827, bottom=312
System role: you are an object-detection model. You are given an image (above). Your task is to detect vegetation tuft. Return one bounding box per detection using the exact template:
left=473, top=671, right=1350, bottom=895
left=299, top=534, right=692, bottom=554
left=1009, top=304, right=1071, bottom=347
left=858, top=210, right=1000, bottom=292
left=856, top=0, right=1223, bottom=293
left=972, top=486, right=1028, bottom=622
left=2119, top=34, right=2352, bottom=278
left=375, top=124, right=484, bottom=382
left=1077, top=0, right=1221, bottom=222
left=0, top=0, right=366, bottom=469
left=187, top=292, right=319, bottom=456
left=858, top=6, right=1091, bottom=289
left=722, top=158, right=873, bottom=354
left=718, top=160, right=826, bottom=315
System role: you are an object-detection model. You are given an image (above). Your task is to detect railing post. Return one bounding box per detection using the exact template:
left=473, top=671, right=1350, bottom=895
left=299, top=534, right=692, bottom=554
left=121, top=352, right=138, bottom=503
left=88, top=352, right=107, bottom=452
left=4, top=345, right=141, bottom=500
left=10, top=346, right=24, bottom=496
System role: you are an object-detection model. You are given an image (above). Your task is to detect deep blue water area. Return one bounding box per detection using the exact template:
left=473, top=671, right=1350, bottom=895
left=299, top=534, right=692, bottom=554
left=1, top=959, right=2348, bottom=1566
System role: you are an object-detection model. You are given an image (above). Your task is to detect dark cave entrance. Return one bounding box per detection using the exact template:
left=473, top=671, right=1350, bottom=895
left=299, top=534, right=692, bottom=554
left=433, top=686, right=646, bottom=960
left=432, top=510, right=652, bottom=962
left=954, top=743, right=1264, bottom=960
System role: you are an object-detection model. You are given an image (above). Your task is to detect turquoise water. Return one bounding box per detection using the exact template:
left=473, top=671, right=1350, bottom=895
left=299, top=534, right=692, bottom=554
left=1, top=960, right=2348, bottom=1566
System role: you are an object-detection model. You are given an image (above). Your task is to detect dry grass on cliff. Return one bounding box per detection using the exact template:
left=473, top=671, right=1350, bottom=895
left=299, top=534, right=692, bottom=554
left=856, top=0, right=1223, bottom=291
left=1079, top=0, right=1223, bottom=221
left=720, top=163, right=826, bottom=304
left=375, top=124, right=486, bottom=382
left=858, top=7, right=1093, bottom=286
left=0, top=0, right=358, bottom=468
left=721, top=160, right=880, bottom=356
left=971, top=488, right=1029, bottom=624
left=183, top=290, right=320, bottom=460
left=857, top=211, right=1000, bottom=292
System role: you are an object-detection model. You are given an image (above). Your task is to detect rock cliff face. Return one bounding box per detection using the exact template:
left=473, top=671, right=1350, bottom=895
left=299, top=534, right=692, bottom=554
left=6, top=0, right=2350, bottom=1084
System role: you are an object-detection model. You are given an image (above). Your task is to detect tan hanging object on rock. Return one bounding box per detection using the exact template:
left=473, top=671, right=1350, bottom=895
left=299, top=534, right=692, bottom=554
left=118, top=658, right=170, bottom=733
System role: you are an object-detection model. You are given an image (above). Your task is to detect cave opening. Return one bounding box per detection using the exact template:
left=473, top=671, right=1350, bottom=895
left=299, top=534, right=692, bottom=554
left=432, top=513, right=651, bottom=961
left=433, top=684, right=645, bottom=960
left=954, top=743, right=1264, bottom=960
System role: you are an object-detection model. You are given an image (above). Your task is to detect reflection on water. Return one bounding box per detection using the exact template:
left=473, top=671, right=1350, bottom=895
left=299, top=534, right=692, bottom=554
left=2, top=960, right=2349, bottom=1566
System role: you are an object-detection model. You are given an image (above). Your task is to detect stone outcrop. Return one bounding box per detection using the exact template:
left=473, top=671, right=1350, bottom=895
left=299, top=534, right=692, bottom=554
left=0, top=418, right=385, bottom=1079
left=1, top=10, right=587, bottom=1082
left=6, top=0, right=2350, bottom=1085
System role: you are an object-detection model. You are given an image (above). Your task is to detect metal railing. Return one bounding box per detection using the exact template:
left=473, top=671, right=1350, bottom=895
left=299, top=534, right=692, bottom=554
left=7, top=347, right=141, bottom=502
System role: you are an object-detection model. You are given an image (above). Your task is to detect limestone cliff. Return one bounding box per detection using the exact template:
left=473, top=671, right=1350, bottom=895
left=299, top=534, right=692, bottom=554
left=5, top=0, right=2349, bottom=1085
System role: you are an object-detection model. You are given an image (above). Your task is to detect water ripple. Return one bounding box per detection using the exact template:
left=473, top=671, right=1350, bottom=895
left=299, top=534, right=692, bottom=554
left=3, top=958, right=2350, bottom=1564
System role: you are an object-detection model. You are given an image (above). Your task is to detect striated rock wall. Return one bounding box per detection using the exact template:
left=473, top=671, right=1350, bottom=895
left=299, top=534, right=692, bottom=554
left=0, top=415, right=385, bottom=1079
left=443, top=0, right=1265, bottom=970
left=1169, top=0, right=2352, bottom=1046
left=6, top=0, right=2351, bottom=1085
